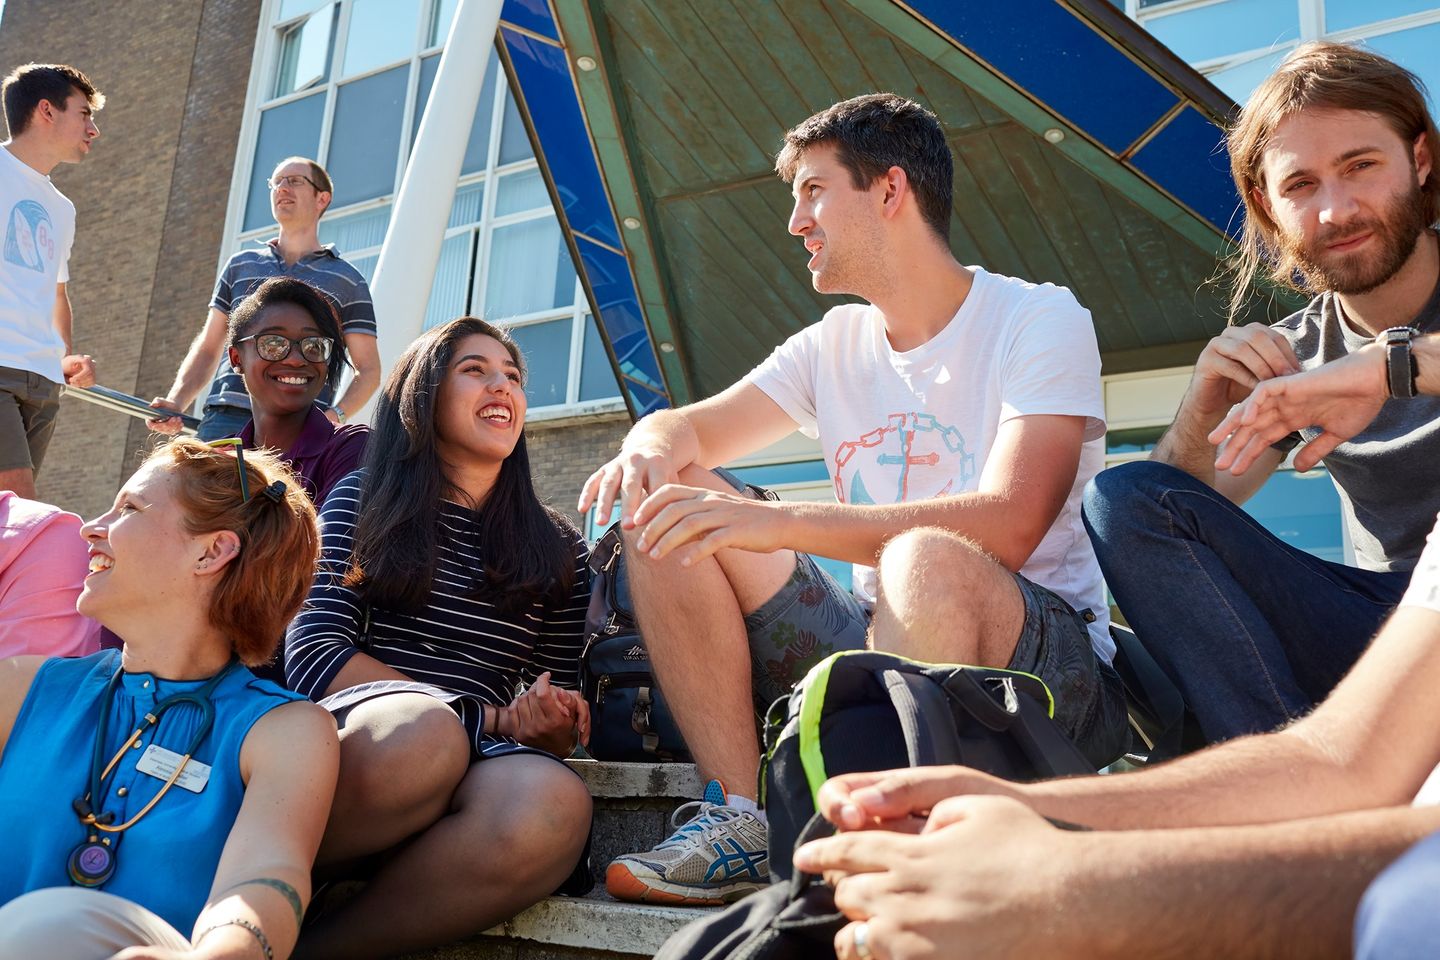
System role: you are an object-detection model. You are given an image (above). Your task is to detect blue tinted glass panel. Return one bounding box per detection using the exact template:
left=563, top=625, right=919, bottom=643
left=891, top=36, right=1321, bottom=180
left=1327, top=0, right=1438, bottom=32
left=508, top=319, right=572, bottom=407
left=906, top=0, right=1179, bottom=153
left=278, top=0, right=330, bottom=21
left=274, top=5, right=335, bottom=97
left=496, top=168, right=549, bottom=216
left=348, top=253, right=377, bottom=283
left=424, top=232, right=474, bottom=330
left=342, top=0, right=421, bottom=77
left=579, top=315, right=621, bottom=401
left=1205, top=46, right=1294, bottom=104
left=1144, top=0, right=1299, bottom=64
left=574, top=237, right=664, bottom=393
left=1364, top=24, right=1440, bottom=113
left=1245, top=468, right=1345, bottom=562
left=245, top=93, right=326, bottom=231
left=328, top=65, right=409, bottom=208
left=430, top=0, right=459, bottom=45
left=413, top=53, right=497, bottom=174
left=484, top=216, right=577, bottom=318
left=1131, top=105, right=1243, bottom=236
left=448, top=182, right=485, bottom=228
left=318, top=204, right=391, bottom=252
left=498, top=85, right=534, bottom=165
left=729, top=461, right=832, bottom=487
left=500, top=0, right=560, bottom=41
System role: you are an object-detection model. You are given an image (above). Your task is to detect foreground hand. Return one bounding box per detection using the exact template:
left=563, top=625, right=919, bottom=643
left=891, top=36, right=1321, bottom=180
left=61, top=353, right=96, bottom=388
left=500, top=672, right=581, bottom=755
left=147, top=397, right=185, bottom=435
left=1209, top=343, right=1387, bottom=474
left=109, top=948, right=198, bottom=960
left=796, top=795, right=1086, bottom=960
left=1187, top=323, right=1300, bottom=420
left=578, top=448, right=677, bottom=528
left=630, top=483, right=789, bottom=565
left=815, top=766, right=1019, bottom=831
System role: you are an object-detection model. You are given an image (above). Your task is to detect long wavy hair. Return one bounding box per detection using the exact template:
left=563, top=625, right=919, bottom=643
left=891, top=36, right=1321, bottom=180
left=1226, top=42, right=1440, bottom=321
left=344, top=316, right=577, bottom=614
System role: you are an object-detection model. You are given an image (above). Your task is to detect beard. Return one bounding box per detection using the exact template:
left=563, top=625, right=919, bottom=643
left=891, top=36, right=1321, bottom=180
left=1280, top=177, right=1430, bottom=295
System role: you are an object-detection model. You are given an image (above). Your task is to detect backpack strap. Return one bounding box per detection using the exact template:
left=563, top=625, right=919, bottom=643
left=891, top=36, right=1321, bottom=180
left=881, top=669, right=964, bottom=767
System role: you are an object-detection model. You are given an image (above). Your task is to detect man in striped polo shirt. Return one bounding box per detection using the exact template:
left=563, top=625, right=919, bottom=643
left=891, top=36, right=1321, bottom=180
left=149, top=156, right=379, bottom=440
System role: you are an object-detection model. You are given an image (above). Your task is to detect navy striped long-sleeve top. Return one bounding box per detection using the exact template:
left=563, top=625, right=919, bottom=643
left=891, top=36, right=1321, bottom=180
left=284, top=470, right=591, bottom=755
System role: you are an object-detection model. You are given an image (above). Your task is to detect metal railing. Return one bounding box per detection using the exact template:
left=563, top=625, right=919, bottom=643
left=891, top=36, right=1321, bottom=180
left=61, top=384, right=201, bottom=436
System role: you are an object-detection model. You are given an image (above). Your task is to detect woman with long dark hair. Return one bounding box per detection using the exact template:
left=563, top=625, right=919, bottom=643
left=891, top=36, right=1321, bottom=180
left=284, top=317, right=592, bottom=959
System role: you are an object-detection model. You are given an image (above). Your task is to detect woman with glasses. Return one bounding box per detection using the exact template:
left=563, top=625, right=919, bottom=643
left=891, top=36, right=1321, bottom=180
left=0, top=439, right=339, bottom=960
left=226, top=276, right=369, bottom=508
left=285, top=317, right=592, bottom=960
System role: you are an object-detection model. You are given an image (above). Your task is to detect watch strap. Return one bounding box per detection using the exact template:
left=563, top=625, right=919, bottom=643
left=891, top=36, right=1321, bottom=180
left=1381, top=326, right=1420, bottom=400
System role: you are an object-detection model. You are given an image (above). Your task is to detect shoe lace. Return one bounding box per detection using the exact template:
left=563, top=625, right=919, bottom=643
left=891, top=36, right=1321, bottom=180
left=657, top=801, right=745, bottom=849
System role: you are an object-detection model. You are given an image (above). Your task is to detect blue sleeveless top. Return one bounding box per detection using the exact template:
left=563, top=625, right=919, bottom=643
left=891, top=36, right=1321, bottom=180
left=0, top=650, right=303, bottom=933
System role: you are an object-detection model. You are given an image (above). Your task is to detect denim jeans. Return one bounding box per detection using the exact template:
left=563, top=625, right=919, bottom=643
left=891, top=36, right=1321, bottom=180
left=1082, top=461, right=1408, bottom=743
left=196, top=404, right=253, bottom=442
left=1354, top=827, right=1440, bottom=959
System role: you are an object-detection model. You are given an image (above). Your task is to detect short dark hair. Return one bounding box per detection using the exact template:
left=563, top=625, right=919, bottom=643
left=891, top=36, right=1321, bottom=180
left=228, top=276, right=348, bottom=387
left=2, top=63, right=103, bottom=136
left=274, top=155, right=333, bottom=195
left=775, top=93, right=953, bottom=242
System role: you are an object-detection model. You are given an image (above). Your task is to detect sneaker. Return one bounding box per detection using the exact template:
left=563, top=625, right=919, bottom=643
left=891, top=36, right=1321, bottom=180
left=605, top=779, right=769, bottom=906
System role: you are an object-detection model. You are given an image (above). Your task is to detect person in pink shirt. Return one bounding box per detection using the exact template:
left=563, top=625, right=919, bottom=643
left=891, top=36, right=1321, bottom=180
left=0, top=490, right=100, bottom=657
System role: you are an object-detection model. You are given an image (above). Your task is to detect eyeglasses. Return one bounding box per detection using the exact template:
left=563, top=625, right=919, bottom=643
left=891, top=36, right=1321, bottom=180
left=235, top=333, right=334, bottom=364
left=268, top=174, right=320, bottom=192
left=207, top=438, right=251, bottom=503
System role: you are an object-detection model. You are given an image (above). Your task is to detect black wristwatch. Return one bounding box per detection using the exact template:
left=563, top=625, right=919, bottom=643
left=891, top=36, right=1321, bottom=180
left=1379, top=326, right=1420, bottom=399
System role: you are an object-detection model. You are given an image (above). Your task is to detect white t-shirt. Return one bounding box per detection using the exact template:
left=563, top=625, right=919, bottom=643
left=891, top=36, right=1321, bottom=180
left=745, top=267, right=1114, bottom=662
left=0, top=145, right=75, bottom=384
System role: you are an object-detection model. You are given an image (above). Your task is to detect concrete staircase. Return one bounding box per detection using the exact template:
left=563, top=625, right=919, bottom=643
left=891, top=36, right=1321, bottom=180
left=399, top=760, right=712, bottom=960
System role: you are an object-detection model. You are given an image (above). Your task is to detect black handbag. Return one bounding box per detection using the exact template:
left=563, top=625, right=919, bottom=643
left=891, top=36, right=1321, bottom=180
left=580, top=522, right=691, bottom=762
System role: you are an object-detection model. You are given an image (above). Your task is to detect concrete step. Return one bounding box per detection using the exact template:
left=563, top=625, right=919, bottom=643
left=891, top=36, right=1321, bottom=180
left=567, top=759, right=703, bottom=891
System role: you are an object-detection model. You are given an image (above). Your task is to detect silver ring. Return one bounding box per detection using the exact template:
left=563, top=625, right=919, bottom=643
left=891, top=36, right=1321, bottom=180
left=852, top=921, right=873, bottom=960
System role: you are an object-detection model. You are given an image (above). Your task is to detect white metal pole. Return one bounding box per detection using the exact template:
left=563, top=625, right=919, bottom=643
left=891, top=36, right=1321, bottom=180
left=362, top=0, right=504, bottom=422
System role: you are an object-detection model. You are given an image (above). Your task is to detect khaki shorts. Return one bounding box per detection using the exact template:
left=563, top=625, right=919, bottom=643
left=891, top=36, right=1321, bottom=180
left=0, top=365, right=61, bottom=473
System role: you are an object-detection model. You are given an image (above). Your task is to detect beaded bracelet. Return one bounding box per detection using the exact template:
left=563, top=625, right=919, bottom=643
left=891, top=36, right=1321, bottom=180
left=197, top=918, right=274, bottom=959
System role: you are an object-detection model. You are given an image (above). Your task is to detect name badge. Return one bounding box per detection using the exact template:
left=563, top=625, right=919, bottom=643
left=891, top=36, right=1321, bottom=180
left=135, top=744, right=212, bottom=794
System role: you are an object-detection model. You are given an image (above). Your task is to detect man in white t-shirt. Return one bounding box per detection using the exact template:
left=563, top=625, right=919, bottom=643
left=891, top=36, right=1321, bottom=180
left=0, top=64, right=101, bottom=497
left=580, top=93, right=1128, bottom=906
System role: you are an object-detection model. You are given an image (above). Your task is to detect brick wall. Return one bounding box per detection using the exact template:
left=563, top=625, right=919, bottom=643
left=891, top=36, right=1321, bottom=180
left=526, top=412, right=630, bottom=530
left=0, top=0, right=262, bottom=518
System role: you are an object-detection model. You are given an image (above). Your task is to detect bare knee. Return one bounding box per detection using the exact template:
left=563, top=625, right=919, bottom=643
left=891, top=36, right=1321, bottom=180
left=876, top=528, right=995, bottom=614
left=336, top=696, right=470, bottom=810
left=453, top=758, right=592, bottom=882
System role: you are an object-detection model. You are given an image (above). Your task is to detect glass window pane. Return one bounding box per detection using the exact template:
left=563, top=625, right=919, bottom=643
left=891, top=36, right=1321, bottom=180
left=348, top=253, right=378, bottom=283
left=328, top=65, right=410, bottom=208
left=424, top=232, right=475, bottom=330
left=274, top=4, right=335, bottom=98
left=508, top=319, right=572, bottom=408
left=1363, top=24, right=1440, bottom=113
left=1244, top=468, right=1345, bottom=562
left=245, top=93, right=327, bottom=231
left=318, top=204, right=391, bottom=252
left=1327, top=0, right=1437, bottom=33
left=495, top=168, right=550, bottom=217
left=579, top=315, right=621, bottom=402
left=1143, top=0, right=1300, bottom=64
left=498, top=86, right=533, bottom=165
left=277, top=0, right=331, bottom=21
left=429, top=0, right=459, bottom=46
left=413, top=53, right=496, bottom=174
left=482, top=216, right=577, bottom=318
left=448, top=182, right=485, bottom=228
left=1204, top=47, right=1294, bottom=104
left=342, top=0, right=421, bottom=77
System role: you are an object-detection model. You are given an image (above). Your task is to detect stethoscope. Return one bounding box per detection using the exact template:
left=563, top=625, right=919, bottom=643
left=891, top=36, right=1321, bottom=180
left=67, top=659, right=236, bottom=888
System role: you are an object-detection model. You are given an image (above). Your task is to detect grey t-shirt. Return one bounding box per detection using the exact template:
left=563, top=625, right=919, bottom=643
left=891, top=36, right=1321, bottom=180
left=1272, top=278, right=1440, bottom=572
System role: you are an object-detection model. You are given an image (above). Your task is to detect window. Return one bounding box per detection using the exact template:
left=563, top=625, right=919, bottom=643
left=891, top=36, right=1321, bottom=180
left=1142, top=0, right=1300, bottom=64
left=1326, top=0, right=1437, bottom=32
left=233, top=0, right=622, bottom=415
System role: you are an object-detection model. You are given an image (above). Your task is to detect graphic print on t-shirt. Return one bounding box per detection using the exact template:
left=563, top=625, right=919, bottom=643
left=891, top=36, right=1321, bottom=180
left=833, top=412, right=977, bottom=504
left=4, top=200, right=54, bottom=272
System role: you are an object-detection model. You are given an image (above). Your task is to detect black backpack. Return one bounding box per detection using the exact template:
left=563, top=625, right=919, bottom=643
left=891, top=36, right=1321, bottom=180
left=579, top=522, right=690, bottom=762
left=762, top=650, right=1095, bottom=879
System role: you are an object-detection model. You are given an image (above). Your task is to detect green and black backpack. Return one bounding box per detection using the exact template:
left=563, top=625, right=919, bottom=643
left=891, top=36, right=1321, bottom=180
left=762, top=650, right=1095, bottom=879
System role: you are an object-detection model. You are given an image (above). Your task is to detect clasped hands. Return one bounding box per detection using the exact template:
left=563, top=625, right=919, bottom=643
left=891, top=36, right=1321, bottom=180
left=578, top=450, right=789, bottom=565
left=490, top=671, right=590, bottom=757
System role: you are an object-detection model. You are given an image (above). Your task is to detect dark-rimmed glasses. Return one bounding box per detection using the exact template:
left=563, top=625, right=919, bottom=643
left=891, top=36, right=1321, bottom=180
left=268, top=173, right=320, bottom=192
left=207, top=438, right=251, bottom=503
left=235, top=333, right=334, bottom=364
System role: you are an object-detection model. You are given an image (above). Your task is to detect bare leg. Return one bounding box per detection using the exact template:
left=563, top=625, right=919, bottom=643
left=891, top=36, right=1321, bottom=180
left=316, top=693, right=471, bottom=866
left=869, top=527, right=1025, bottom=665
left=0, top=467, right=37, bottom=499
left=623, top=465, right=796, bottom=793
left=296, top=754, right=592, bottom=960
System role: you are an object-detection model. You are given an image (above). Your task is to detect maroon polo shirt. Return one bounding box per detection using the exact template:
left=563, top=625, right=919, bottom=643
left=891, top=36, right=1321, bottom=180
left=237, top=404, right=369, bottom=507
